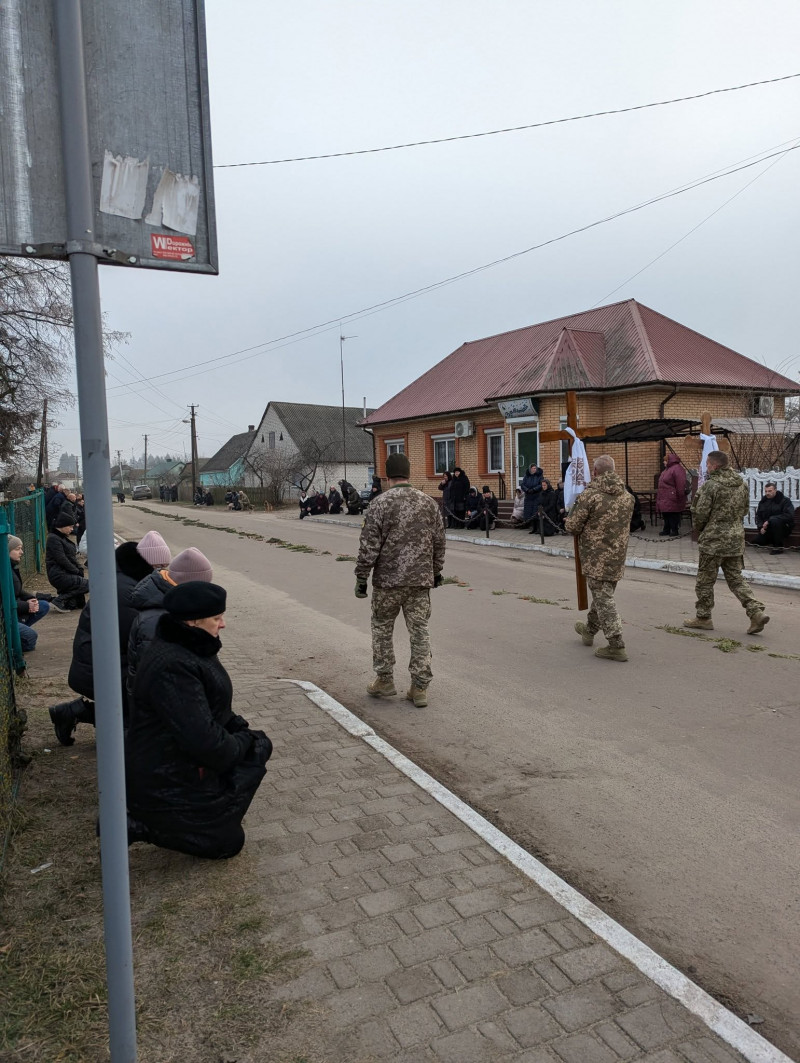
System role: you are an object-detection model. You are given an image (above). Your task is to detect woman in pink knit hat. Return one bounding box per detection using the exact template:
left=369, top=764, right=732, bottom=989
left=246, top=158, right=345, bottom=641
left=127, top=547, right=213, bottom=699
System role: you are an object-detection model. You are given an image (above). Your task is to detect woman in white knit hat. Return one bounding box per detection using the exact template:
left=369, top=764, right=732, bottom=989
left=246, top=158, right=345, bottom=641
left=9, top=535, right=52, bottom=653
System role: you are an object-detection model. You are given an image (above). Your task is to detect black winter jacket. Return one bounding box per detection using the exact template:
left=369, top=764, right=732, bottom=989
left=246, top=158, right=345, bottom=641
left=755, top=491, right=795, bottom=528
left=68, top=542, right=153, bottom=700
left=521, top=468, right=544, bottom=520
left=127, top=615, right=270, bottom=828
left=46, top=530, right=84, bottom=589
left=126, top=570, right=173, bottom=694
left=450, top=470, right=470, bottom=508
left=12, top=561, right=37, bottom=619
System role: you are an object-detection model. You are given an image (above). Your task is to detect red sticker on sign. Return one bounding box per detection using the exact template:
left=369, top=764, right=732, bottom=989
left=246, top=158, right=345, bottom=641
left=150, top=234, right=196, bottom=261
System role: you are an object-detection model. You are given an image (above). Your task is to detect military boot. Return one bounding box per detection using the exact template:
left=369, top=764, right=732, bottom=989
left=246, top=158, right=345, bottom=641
left=684, top=617, right=714, bottom=631
left=747, top=612, right=770, bottom=635
left=406, top=685, right=428, bottom=708
left=574, top=622, right=595, bottom=646
left=367, top=675, right=397, bottom=698
left=594, top=641, right=628, bottom=662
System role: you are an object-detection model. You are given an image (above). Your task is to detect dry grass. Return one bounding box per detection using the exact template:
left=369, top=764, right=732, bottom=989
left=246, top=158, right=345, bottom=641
left=1, top=676, right=315, bottom=1063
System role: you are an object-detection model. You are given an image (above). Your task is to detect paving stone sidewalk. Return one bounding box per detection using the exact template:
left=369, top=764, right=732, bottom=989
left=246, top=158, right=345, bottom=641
left=234, top=669, right=752, bottom=1063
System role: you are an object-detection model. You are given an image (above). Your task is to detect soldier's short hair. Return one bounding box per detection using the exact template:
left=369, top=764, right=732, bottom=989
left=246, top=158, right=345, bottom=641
left=707, top=451, right=728, bottom=469
left=593, top=455, right=615, bottom=475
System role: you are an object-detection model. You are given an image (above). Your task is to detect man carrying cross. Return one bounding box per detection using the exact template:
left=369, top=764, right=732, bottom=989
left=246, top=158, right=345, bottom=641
left=565, top=454, right=634, bottom=662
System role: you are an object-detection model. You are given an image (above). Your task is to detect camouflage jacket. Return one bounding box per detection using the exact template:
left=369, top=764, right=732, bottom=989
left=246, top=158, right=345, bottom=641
left=691, top=468, right=749, bottom=556
left=355, top=484, right=446, bottom=589
left=564, top=471, right=634, bottom=581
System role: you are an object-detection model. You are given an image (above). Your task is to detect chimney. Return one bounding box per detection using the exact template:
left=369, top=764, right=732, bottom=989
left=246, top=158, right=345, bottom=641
left=362, top=397, right=367, bottom=418
left=248, top=424, right=254, bottom=431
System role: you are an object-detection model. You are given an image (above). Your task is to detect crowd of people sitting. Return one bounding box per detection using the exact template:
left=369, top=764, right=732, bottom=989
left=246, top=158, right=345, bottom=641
left=9, top=481, right=273, bottom=859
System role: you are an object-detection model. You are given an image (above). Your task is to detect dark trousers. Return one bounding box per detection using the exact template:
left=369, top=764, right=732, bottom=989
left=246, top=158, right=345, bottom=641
left=754, top=516, right=793, bottom=549
left=662, top=512, right=682, bottom=536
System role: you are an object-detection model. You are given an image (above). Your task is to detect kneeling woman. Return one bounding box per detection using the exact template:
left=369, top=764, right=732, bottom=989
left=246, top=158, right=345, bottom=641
left=127, top=581, right=272, bottom=859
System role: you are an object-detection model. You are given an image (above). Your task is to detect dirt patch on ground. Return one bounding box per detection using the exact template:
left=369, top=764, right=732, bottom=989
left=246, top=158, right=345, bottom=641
left=0, top=667, right=332, bottom=1062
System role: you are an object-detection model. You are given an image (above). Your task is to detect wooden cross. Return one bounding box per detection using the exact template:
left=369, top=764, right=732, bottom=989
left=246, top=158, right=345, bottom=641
left=539, top=390, right=589, bottom=610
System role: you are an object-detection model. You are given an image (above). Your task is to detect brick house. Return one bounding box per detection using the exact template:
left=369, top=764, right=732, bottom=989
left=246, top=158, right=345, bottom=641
left=363, top=299, right=799, bottom=496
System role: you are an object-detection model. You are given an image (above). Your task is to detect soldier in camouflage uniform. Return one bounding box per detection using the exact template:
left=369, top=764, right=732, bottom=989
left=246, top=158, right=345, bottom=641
left=355, top=452, right=446, bottom=707
left=564, top=455, right=635, bottom=662
left=686, top=451, right=768, bottom=634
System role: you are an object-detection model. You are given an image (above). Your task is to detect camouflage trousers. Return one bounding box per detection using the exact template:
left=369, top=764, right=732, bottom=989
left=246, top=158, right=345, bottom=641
left=695, top=553, right=764, bottom=619
left=371, top=587, right=433, bottom=688
left=585, top=578, right=624, bottom=644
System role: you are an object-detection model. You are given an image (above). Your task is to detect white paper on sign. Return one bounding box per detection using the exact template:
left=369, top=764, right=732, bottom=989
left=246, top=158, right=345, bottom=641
left=99, top=151, right=149, bottom=220
left=698, top=433, right=718, bottom=488
left=563, top=427, right=591, bottom=508
left=145, top=169, right=200, bottom=235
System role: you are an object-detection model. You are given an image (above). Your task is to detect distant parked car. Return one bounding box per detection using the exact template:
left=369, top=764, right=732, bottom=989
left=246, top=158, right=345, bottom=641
left=132, top=484, right=152, bottom=500
left=359, top=490, right=372, bottom=508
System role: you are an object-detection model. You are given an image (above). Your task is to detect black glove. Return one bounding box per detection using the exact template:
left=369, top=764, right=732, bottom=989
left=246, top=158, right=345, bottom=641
left=433, top=573, right=443, bottom=588
left=226, top=713, right=250, bottom=734
left=355, top=580, right=368, bottom=598
left=232, top=730, right=255, bottom=759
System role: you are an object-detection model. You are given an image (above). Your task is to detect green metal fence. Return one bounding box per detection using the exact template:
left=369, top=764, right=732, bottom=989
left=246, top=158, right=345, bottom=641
left=1, top=489, right=47, bottom=581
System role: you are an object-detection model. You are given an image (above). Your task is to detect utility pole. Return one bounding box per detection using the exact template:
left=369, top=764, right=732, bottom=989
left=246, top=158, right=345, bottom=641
left=36, top=398, right=48, bottom=487
left=75, top=455, right=80, bottom=490
left=142, top=434, right=148, bottom=481
left=117, top=450, right=123, bottom=493
left=339, top=332, right=356, bottom=482
left=188, top=405, right=198, bottom=500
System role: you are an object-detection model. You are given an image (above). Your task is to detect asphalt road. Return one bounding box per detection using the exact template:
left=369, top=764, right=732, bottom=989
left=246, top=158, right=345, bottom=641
left=116, top=502, right=800, bottom=1056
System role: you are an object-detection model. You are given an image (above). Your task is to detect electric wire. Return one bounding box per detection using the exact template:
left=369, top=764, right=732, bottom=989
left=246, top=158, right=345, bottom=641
left=215, top=72, right=800, bottom=168
left=108, top=139, right=800, bottom=393
left=591, top=140, right=800, bottom=307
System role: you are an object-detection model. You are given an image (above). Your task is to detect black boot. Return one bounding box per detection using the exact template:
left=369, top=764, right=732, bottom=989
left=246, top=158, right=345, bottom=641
left=74, top=700, right=96, bottom=727
left=48, top=698, right=84, bottom=746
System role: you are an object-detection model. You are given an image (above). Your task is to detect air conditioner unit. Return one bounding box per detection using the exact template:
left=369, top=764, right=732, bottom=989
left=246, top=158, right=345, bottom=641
left=454, top=420, right=474, bottom=437
left=757, top=395, right=775, bottom=416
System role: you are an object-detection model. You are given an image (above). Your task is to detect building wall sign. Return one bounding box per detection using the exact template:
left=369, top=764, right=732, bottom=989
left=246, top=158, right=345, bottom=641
left=498, top=397, right=538, bottom=419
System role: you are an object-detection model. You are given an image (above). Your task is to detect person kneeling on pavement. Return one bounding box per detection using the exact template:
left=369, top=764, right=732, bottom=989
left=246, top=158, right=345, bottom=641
left=49, top=532, right=171, bottom=746
left=9, top=535, right=51, bottom=653
left=126, top=581, right=272, bottom=859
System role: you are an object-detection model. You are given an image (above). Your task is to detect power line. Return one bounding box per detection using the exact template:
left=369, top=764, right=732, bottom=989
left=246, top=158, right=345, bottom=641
left=107, top=139, right=800, bottom=392
left=215, top=72, right=800, bottom=168
left=591, top=141, right=798, bottom=306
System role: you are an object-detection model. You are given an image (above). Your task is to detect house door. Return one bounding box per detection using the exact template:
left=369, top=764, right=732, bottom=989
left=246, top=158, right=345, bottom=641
left=515, top=428, right=538, bottom=486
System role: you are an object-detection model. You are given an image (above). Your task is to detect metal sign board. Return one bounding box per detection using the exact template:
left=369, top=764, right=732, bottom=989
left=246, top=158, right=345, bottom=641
left=0, top=0, right=217, bottom=273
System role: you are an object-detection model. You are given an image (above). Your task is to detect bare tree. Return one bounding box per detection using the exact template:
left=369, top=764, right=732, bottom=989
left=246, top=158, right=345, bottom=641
left=244, top=445, right=305, bottom=505
left=723, top=384, right=800, bottom=471
left=0, top=258, right=126, bottom=469
left=290, top=437, right=338, bottom=494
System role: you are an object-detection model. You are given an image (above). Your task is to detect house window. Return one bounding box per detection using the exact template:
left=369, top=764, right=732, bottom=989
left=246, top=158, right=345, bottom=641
left=433, top=435, right=456, bottom=474
left=748, top=394, right=775, bottom=417
left=386, top=439, right=405, bottom=455
left=268, top=431, right=276, bottom=449
left=486, top=431, right=504, bottom=473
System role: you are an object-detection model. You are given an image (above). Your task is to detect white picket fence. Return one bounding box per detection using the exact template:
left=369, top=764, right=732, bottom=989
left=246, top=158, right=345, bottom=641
left=740, top=467, right=800, bottom=527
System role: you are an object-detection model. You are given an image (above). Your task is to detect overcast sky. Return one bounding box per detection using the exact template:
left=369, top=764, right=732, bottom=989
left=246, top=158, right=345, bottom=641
left=54, top=0, right=800, bottom=465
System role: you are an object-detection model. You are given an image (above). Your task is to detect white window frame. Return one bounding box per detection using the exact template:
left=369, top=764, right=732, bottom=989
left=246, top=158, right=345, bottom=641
left=431, top=433, right=456, bottom=475
left=486, top=430, right=505, bottom=473
left=385, top=438, right=405, bottom=455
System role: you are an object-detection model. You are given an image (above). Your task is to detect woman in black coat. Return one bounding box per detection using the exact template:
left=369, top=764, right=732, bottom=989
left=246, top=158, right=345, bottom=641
left=49, top=535, right=170, bottom=746
left=535, top=479, right=560, bottom=536
left=45, top=508, right=89, bottom=610
left=126, top=582, right=272, bottom=859
left=449, top=467, right=470, bottom=525
left=437, top=471, right=454, bottom=526
left=521, top=464, right=544, bottom=524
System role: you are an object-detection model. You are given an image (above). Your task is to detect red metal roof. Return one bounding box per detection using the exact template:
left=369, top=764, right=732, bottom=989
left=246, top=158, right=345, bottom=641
left=364, top=299, right=799, bottom=425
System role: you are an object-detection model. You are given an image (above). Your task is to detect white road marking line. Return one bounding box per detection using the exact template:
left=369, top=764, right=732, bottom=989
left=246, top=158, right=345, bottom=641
left=285, top=678, right=795, bottom=1063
